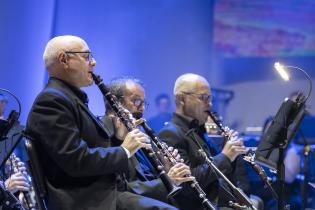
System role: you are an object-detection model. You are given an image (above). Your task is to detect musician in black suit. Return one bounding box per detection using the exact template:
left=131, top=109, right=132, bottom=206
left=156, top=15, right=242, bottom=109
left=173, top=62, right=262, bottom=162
left=103, top=77, right=195, bottom=210
left=25, top=35, right=151, bottom=210
left=158, top=73, right=251, bottom=209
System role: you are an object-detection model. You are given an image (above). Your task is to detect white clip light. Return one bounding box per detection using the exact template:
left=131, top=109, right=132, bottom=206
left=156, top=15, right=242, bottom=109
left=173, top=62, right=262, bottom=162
left=274, top=62, right=290, bottom=81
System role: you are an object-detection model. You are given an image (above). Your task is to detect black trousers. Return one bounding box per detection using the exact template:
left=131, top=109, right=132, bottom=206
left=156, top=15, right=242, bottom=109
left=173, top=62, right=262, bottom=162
left=116, top=191, right=178, bottom=210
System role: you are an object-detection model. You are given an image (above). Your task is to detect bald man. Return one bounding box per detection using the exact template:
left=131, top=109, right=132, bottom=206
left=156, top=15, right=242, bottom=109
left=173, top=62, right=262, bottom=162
left=25, top=35, right=150, bottom=210
left=158, top=73, right=251, bottom=209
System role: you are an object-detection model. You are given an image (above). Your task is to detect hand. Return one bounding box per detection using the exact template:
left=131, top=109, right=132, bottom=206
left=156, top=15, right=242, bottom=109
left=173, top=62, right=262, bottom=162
left=222, top=137, right=247, bottom=162
left=225, top=128, right=239, bottom=140
left=111, top=115, right=145, bottom=141
left=110, top=115, right=128, bottom=141
left=158, top=146, right=183, bottom=172
left=167, top=163, right=195, bottom=186
left=167, top=146, right=183, bottom=163
left=121, top=129, right=151, bottom=156
left=5, top=172, right=30, bottom=193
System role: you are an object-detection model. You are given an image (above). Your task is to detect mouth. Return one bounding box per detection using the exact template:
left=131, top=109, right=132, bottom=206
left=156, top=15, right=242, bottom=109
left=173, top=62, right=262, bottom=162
left=132, top=112, right=143, bottom=119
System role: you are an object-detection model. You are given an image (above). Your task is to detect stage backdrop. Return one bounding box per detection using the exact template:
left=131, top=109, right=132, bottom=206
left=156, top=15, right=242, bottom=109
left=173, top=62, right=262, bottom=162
left=0, top=0, right=314, bottom=132
left=0, top=0, right=215, bottom=123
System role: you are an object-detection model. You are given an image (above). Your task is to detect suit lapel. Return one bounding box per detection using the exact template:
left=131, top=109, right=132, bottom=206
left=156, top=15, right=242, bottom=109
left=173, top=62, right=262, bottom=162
left=76, top=101, right=111, bottom=136
left=45, top=79, right=111, bottom=138
left=179, top=126, right=212, bottom=157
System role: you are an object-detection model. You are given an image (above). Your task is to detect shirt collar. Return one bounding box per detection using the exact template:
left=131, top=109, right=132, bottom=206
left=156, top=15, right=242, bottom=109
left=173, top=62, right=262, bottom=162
left=173, top=112, right=203, bottom=132
left=49, top=77, right=89, bottom=105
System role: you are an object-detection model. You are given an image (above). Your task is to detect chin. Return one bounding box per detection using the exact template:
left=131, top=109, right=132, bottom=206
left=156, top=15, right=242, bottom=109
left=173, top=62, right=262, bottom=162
left=84, top=79, right=94, bottom=87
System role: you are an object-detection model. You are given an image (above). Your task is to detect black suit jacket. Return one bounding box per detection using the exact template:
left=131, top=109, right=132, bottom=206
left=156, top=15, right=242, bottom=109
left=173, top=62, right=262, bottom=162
left=158, top=113, right=234, bottom=207
left=102, top=116, right=169, bottom=203
left=26, top=78, right=129, bottom=210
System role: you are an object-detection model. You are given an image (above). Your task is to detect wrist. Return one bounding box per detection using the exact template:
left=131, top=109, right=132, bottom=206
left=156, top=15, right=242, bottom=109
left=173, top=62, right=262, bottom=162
left=121, top=146, right=131, bottom=158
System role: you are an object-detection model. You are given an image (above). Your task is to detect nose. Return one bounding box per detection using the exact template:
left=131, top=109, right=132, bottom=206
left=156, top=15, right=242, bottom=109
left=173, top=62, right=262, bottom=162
left=206, top=101, right=212, bottom=111
left=138, top=104, right=145, bottom=113
left=90, top=58, right=96, bottom=67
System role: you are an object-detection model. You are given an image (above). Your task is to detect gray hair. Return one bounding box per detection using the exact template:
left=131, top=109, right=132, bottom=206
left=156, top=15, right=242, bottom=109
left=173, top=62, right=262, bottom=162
left=105, top=76, right=144, bottom=114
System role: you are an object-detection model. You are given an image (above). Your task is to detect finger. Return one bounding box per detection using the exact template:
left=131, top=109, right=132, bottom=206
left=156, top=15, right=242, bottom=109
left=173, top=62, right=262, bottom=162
left=131, top=129, right=140, bottom=134
left=170, top=164, right=190, bottom=175
left=14, top=186, right=30, bottom=192
left=173, top=164, right=190, bottom=173
left=172, top=149, right=178, bottom=157
left=231, top=130, right=238, bottom=137
left=137, top=136, right=150, bottom=143
left=17, top=162, right=25, bottom=167
left=175, top=154, right=181, bottom=161
left=133, top=132, right=148, bottom=139
left=11, top=173, right=26, bottom=179
left=168, top=147, right=174, bottom=152
left=235, top=148, right=247, bottom=154
left=175, top=168, right=191, bottom=177
left=9, top=180, right=30, bottom=188
left=18, top=166, right=27, bottom=172
left=10, top=176, right=28, bottom=182
left=172, top=176, right=195, bottom=184
left=229, top=140, right=243, bottom=146
left=230, top=137, right=243, bottom=143
left=134, top=119, right=145, bottom=126
left=231, top=145, right=244, bottom=151
left=139, top=143, right=152, bottom=150
left=172, top=163, right=184, bottom=168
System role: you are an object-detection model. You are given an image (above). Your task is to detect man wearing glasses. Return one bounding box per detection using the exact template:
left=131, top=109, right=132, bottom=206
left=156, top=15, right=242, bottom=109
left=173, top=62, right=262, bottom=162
left=102, top=77, right=195, bottom=210
left=158, top=73, right=250, bottom=209
left=26, top=35, right=151, bottom=210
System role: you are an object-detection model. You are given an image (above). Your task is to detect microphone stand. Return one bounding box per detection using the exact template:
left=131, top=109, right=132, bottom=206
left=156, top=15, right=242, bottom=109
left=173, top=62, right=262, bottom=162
left=198, top=150, right=257, bottom=210
left=243, top=153, right=278, bottom=200
left=185, top=128, right=256, bottom=210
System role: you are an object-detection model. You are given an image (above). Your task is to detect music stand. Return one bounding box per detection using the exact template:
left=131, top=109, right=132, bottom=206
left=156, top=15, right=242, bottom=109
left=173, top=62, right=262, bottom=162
left=255, top=94, right=306, bottom=210
left=0, top=121, right=24, bottom=168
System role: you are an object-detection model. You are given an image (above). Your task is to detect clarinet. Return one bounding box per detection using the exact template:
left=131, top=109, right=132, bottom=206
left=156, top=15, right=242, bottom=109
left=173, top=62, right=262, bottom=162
left=93, top=73, right=216, bottom=209
left=206, top=112, right=261, bottom=210
left=135, top=117, right=216, bottom=210
left=208, top=112, right=278, bottom=203
left=8, top=154, right=37, bottom=210
left=91, top=73, right=181, bottom=198
left=207, top=112, right=231, bottom=143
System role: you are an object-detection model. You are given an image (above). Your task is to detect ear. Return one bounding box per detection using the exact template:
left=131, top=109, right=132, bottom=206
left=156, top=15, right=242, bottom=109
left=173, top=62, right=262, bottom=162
left=176, top=94, right=185, bottom=106
left=58, top=52, right=68, bottom=68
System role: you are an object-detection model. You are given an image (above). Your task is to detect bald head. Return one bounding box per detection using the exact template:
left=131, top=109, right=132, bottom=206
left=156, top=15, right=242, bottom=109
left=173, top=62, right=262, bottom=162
left=43, top=35, right=87, bottom=70
left=174, top=73, right=210, bottom=95
left=173, top=73, right=211, bottom=124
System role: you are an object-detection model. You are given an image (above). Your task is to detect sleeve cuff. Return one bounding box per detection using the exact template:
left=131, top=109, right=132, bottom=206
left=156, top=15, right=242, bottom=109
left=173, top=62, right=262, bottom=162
left=121, top=146, right=131, bottom=158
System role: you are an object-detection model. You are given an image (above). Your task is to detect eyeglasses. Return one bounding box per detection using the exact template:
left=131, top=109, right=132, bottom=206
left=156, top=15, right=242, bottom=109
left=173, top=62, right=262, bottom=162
left=181, top=91, right=211, bottom=102
left=65, top=51, right=94, bottom=62
left=131, top=98, right=149, bottom=108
